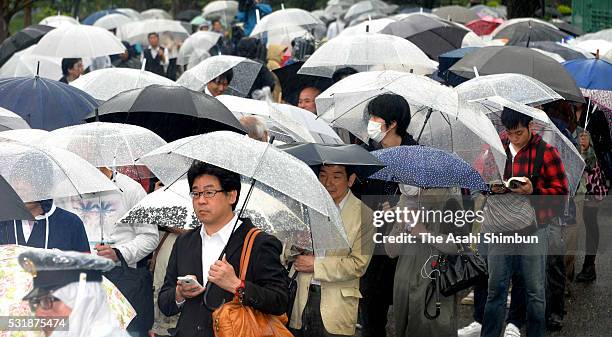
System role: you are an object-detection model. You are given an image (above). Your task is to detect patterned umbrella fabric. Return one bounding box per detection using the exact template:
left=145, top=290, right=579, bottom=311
left=563, top=58, right=612, bottom=111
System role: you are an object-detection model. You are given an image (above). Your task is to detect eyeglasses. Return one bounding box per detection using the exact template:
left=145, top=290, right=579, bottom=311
left=189, top=190, right=225, bottom=199
left=28, top=294, right=60, bottom=311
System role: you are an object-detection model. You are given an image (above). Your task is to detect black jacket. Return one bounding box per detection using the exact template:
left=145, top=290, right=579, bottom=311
left=158, top=218, right=288, bottom=337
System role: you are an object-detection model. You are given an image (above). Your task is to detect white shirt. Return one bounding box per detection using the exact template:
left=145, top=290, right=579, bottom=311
left=19, top=203, right=57, bottom=243
left=200, top=214, right=241, bottom=286
left=141, top=46, right=169, bottom=66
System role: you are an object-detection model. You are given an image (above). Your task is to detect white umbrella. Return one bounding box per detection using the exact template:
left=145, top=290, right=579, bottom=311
left=39, top=15, right=79, bottom=28
left=177, top=31, right=222, bottom=66
left=0, top=45, right=92, bottom=80
left=203, top=0, right=239, bottom=22
left=0, top=129, right=49, bottom=144
left=250, top=8, right=326, bottom=40
left=298, top=33, right=437, bottom=77
left=573, top=39, right=612, bottom=56
left=575, top=28, right=612, bottom=43
left=140, top=8, right=172, bottom=20
left=42, top=122, right=167, bottom=169
left=93, top=13, right=135, bottom=31
left=490, top=18, right=558, bottom=37
left=0, top=140, right=118, bottom=202
left=31, top=25, right=125, bottom=58
left=71, top=68, right=178, bottom=101
left=339, top=18, right=396, bottom=36
left=217, top=95, right=344, bottom=144
left=0, top=107, right=29, bottom=131
left=117, top=19, right=189, bottom=46
left=116, top=8, right=144, bottom=20
left=177, top=55, right=262, bottom=97
left=345, top=0, right=397, bottom=21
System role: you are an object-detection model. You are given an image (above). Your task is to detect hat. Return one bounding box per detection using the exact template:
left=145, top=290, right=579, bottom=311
left=19, top=249, right=115, bottom=300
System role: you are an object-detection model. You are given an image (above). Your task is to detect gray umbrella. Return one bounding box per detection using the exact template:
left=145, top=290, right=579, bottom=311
left=433, top=5, right=479, bottom=24
left=0, top=174, right=33, bottom=221
left=448, top=46, right=585, bottom=103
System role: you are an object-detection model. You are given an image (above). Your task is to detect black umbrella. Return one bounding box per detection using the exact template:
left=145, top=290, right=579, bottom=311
left=0, top=25, right=54, bottom=67
left=175, top=9, right=202, bottom=22
left=552, top=21, right=584, bottom=37
left=448, top=46, right=585, bottom=102
left=278, top=143, right=385, bottom=179
left=85, top=85, right=246, bottom=142
left=525, top=41, right=590, bottom=61
left=272, top=61, right=333, bottom=106
left=493, top=21, right=568, bottom=45
left=380, top=13, right=469, bottom=60
left=0, top=174, right=33, bottom=221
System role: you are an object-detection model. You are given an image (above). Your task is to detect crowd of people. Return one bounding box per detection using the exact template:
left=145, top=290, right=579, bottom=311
left=0, top=1, right=611, bottom=337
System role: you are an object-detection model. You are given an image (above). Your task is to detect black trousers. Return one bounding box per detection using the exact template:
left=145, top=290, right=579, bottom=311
left=360, top=255, right=396, bottom=337
left=546, top=225, right=566, bottom=320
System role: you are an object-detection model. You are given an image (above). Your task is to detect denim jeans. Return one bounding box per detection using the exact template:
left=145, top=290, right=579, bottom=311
left=481, top=227, right=549, bottom=337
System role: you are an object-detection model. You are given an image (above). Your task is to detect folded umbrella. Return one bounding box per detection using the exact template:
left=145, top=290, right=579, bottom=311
left=85, top=85, right=245, bottom=142
left=0, top=175, right=33, bottom=221
left=0, top=24, right=54, bottom=67
left=369, top=145, right=488, bottom=191
left=279, top=143, right=385, bottom=179
left=0, top=76, right=99, bottom=131
left=433, top=5, right=480, bottom=24
left=0, top=107, right=29, bottom=131
left=32, top=25, right=126, bottom=58
left=563, top=58, right=612, bottom=111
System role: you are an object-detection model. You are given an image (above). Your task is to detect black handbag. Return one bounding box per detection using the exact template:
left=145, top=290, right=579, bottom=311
left=285, top=266, right=299, bottom=323
left=103, top=249, right=154, bottom=332
left=425, top=244, right=488, bottom=320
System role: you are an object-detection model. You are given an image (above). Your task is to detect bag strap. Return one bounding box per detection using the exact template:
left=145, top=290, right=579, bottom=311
left=424, top=274, right=441, bottom=320
left=530, top=139, right=547, bottom=183
left=149, top=231, right=171, bottom=273
left=239, top=228, right=261, bottom=281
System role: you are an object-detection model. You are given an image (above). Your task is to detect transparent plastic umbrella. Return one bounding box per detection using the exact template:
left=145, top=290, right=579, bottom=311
left=315, top=70, right=508, bottom=181
left=71, top=67, right=179, bottom=101
left=39, top=15, right=79, bottom=28
left=203, top=1, right=239, bottom=21
left=298, top=33, right=437, bottom=77
left=177, top=31, right=222, bottom=66
left=93, top=13, right=134, bottom=31
left=138, top=131, right=348, bottom=253
left=250, top=8, right=326, bottom=40
left=177, top=55, right=262, bottom=97
left=117, top=19, right=189, bottom=46
left=217, top=95, right=344, bottom=144
left=42, top=122, right=167, bottom=170
left=0, top=129, right=48, bottom=144
left=0, top=45, right=63, bottom=80
left=345, top=0, right=397, bottom=21
left=140, top=8, right=172, bottom=20
left=339, top=18, right=396, bottom=36
left=0, top=140, right=118, bottom=202
left=0, top=107, right=29, bottom=131
left=116, top=8, right=144, bottom=20
left=31, top=25, right=126, bottom=58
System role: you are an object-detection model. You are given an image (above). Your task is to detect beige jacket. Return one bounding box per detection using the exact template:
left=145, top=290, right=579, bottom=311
left=288, top=191, right=375, bottom=335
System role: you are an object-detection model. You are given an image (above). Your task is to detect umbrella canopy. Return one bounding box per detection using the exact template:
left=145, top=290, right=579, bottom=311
left=177, top=55, right=261, bottom=97
left=0, top=129, right=49, bottom=144
left=71, top=67, right=179, bottom=101
left=0, top=25, right=54, bottom=68
left=190, top=15, right=208, bottom=26
left=203, top=1, right=239, bottom=20
left=563, top=58, right=612, bottom=111
left=139, top=131, right=349, bottom=252
left=82, top=9, right=127, bottom=25
left=0, top=44, right=63, bottom=80
left=42, top=122, right=167, bottom=169
left=345, top=0, right=397, bottom=21
left=272, top=61, right=333, bottom=105
left=217, top=94, right=344, bottom=144
left=0, top=76, right=99, bottom=131
left=298, top=33, right=436, bottom=77
left=116, top=8, right=144, bottom=20
left=93, top=13, right=134, bottom=31
left=86, top=85, right=245, bottom=142
left=572, top=39, right=612, bottom=56
left=340, top=18, right=396, bottom=36
left=31, top=25, right=126, bottom=58
left=576, top=28, right=612, bottom=43
left=279, top=143, right=384, bottom=179
left=369, top=145, right=488, bottom=191
left=177, top=31, right=222, bottom=66
left=39, top=15, right=79, bottom=27
left=175, top=9, right=202, bottom=22
left=437, top=47, right=480, bottom=82
left=250, top=8, right=326, bottom=40
left=0, top=140, right=118, bottom=202
left=0, top=107, right=29, bottom=131
left=448, top=46, right=585, bottom=102
left=465, top=16, right=503, bottom=36
left=552, top=20, right=584, bottom=37
left=433, top=5, right=480, bottom=24
left=0, top=175, right=33, bottom=221
left=0, top=245, right=136, bottom=331
left=380, top=13, right=471, bottom=60
left=141, top=8, right=172, bottom=20
left=117, top=19, right=190, bottom=46
left=469, top=5, right=505, bottom=19
left=495, top=21, right=569, bottom=46
left=526, top=41, right=594, bottom=61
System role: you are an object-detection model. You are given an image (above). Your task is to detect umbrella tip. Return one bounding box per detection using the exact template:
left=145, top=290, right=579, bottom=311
left=596, top=49, right=600, bottom=59
left=95, top=107, right=99, bottom=122
left=281, top=3, right=285, bottom=10
left=473, top=66, right=480, bottom=77
left=36, top=61, right=40, bottom=77
left=366, top=25, right=369, bottom=33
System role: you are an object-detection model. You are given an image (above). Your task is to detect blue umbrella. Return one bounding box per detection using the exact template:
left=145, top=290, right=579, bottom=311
left=83, top=9, right=126, bottom=25
left=369, top=145, right=488, bottom=191
left=438, top=47, right=480, bottom=85
left=0, top=77, right=99, bottom=131
left=563, top=58, right=612, bottom=91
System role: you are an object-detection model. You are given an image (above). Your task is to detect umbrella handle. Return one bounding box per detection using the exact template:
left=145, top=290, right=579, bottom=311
left=416, top=108, right=433, bottom=143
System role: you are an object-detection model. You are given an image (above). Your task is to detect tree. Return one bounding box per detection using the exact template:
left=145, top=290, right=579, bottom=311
left=1, top=0, right=37, bottom=41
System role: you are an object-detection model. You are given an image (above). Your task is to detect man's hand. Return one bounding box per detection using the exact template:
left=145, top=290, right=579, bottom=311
left=175, top=275, right=205, bottom=302
left=510, top=177, right=533, bottom=195
left=294, top=254, right=315, bottom=273
left=95, top=244, right=118, bottom=262
left=208, top=256, right=241, bottom=293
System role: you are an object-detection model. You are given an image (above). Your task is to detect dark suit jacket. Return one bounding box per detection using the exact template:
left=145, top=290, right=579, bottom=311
left=158, top=218, right=288, bottom=337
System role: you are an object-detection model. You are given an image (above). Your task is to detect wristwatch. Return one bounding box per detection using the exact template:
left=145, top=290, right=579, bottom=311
left=235, top=280, right=246, bottom=304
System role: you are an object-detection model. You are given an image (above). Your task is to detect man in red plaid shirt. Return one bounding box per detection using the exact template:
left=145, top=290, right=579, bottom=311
left=482, top=107, right=569, bottom=337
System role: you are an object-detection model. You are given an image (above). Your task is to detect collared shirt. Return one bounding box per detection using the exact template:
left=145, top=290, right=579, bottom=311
left=200, top=214, right=241, bottom=286
left=142, top=46, right=169, bottom=66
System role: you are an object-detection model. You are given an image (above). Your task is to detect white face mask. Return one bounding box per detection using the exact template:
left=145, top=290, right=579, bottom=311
left=367, top=120, right=388, bottom=143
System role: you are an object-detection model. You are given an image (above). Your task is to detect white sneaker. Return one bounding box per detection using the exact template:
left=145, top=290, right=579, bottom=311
left=504, top=323, right=521, bottom=337
left=461, top=290, right=475, bottom=305
left=458, top=321, right=481, bottom=337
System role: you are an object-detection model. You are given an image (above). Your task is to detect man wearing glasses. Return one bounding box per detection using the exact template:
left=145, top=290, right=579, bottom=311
left=158, top=160, right=288, bottom=337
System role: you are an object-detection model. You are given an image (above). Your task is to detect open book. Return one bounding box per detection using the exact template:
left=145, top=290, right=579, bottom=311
left=489, top=177, right=529, bottom=193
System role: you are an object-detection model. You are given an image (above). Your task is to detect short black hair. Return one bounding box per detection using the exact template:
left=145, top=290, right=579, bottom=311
left=501, top=107, right=533, bottom=130
left=366, top=93, right=411, bottom=138
left=318, top=164, right=357, bottom=181
left=332, top=67, right=358, bottom=83
left=187, top=161, right=241, bottom=211
left=214, top=68, right=234, bottom=84
left=61, top=58, right=81, bottom=76
left=147, top=32, right=159, bottom=39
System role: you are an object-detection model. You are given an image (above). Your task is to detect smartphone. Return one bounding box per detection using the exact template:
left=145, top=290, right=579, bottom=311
left=177, top=276, right=202, bottom=287
left=508, top=180, right=527, bottom=189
